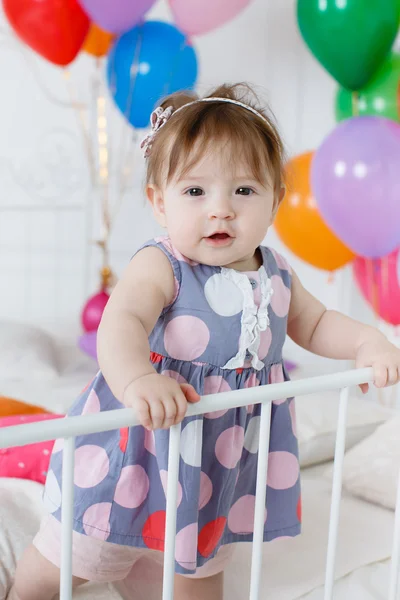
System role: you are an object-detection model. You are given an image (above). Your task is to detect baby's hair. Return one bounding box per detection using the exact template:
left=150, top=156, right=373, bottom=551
left=145, top=83, right=286, bottom=203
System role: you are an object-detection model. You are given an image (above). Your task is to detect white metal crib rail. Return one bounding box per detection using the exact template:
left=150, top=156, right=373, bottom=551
left=1, top=367, right=399, bottom=600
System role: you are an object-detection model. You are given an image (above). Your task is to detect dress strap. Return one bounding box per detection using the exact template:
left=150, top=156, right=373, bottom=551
left=133, top=236, right=182, bottom=315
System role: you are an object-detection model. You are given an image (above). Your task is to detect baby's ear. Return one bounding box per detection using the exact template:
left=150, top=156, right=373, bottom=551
left=278, top=185, right=286, bottom=203
left=146, top=184, right=167, bottom=228
left=271, top=186, right=286, bottom=220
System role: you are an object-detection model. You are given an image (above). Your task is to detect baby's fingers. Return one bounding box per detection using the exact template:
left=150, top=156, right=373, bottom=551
left=133, top=397, right=152, bottom=430
left=161, top=396, right=179, bottom=429
left=373, top=363, right=388, bottom=388
left=172, top=390, right=189, bottom=425
left=387, top=365, right=399, bottom=386
left=181, top=383, right=200, bottom=404
left=148, top=398, right=165, bottom=430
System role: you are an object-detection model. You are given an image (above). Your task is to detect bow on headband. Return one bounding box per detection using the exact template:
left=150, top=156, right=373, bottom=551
left=140, top=106, right=174, bottom=158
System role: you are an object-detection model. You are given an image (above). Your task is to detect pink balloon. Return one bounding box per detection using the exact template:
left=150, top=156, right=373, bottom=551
left=353, top=247, right=400, bottom=325
left=81, top=291, right=109, bottom=332
left=169, top=0, right=252, bottom=36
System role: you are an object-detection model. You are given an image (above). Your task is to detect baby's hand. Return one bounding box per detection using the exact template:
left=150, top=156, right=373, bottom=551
left=355, top=337, right=400, bottom=394
left=123, top=373, right=200, bottom=430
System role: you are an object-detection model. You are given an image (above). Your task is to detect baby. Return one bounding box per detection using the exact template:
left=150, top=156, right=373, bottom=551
left=8, top=83, right=400, bottom=600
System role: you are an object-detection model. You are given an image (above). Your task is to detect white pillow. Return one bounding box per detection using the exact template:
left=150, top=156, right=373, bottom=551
left=296, top=389, right=391, bottom=467
left=0, top=321, right=59, bottom=381
left=325, top=415, right=400, bottom=510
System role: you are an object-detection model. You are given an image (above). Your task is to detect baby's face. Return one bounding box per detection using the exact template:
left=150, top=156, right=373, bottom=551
left=148, top=145, right=277, bottom=271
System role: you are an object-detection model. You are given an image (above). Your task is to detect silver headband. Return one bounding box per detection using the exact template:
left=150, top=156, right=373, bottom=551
left=140, top=97, right=270, bottom=158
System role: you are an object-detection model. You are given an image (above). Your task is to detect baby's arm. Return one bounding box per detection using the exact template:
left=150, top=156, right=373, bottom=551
left=287, top=270, right=400, bottom=393
left=97, top=247, right=199, bottom=428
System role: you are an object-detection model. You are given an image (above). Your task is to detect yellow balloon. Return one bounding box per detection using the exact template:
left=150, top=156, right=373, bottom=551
left=275, top=152, right=355, bottom=271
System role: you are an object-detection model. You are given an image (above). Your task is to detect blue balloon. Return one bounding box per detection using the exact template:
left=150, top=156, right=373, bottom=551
left=107, top=21, right=198, bottom=129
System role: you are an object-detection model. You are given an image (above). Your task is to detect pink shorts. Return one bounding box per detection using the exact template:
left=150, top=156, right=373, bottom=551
left=33, top=515, right=235, bottom=582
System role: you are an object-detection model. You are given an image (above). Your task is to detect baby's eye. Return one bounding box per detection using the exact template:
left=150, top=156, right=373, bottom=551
left=185, top=187, right=204, bottom=197
left=236, top=187, right=254, bottom=196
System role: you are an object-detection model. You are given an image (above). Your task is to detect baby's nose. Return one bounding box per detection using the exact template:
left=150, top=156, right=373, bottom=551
left=209, top=199, right=235, bottom=220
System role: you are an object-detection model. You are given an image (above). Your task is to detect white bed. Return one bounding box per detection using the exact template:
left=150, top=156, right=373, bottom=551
left=0, top=323, right=397, bottom=600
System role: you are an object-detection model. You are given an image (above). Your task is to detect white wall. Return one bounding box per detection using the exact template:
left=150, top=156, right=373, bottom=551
left=0, top=0, right=378, bottom=367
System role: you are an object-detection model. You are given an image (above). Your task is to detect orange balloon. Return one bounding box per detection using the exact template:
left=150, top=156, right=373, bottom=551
left=275, top=152, right=355, bottom=272
left=83, top=23, right=115, bottom=58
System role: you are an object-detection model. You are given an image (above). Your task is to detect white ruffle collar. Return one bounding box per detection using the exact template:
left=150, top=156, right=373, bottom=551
left=221, top=263, right=273, bottom=371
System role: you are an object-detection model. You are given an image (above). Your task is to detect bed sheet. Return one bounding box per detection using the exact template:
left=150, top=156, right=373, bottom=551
left=300, top=559, right=391, bottom=599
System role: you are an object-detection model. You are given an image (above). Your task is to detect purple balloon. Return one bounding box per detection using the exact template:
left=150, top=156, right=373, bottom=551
left=79, top=0, right=157, bottom=34
left=284, top=359, right=297, bottom=373
left=78, top=331, right=98, bottom=361
left=311, top=116, right=400, bottom=258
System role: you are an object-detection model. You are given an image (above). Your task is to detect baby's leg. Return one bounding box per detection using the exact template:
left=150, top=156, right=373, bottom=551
left=171, top=545, right=234, bottom=600
left=7, top=544, right=87, bottom=600
left=174, top=572, right=223, bottom=600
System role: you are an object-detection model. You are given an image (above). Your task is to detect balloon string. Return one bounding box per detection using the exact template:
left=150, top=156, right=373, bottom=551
left=368, top=258, right=387, bottom=405
left=366, top=258, right=380, bottom=316
left=113, top=131, right=138, bottom=223
left=93, top=71, right=125, bottom=291
left=117, top=28, right=142, bottom=199
left=162, top=37, right=192, bottom=99
left=95, top=78, right=111, bottom=275
left=124, top=27, right=143, bottom=122
left=381, top=255, right=390, bottom=305
left=351, top=91, right=359, bottom=117
left=3, top=27, right=88, bottom=109
left=63, top=70, right=96, bottom=186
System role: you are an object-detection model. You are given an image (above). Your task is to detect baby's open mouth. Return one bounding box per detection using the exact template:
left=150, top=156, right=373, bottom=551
left=208, top=233, right=231, bottom=240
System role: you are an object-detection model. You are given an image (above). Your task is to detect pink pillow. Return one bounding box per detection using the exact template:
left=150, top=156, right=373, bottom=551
left=0, top=413, right=63, bottom=484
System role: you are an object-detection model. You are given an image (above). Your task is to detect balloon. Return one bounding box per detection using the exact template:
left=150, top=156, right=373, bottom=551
left=107, top=21, right=198, bottom=129
left=336, top=53, right=400, bottom=122
left=83, top=23, right=115, bottom=58
left=78, top=0, right=157, bottom=34
left=274, top=152, right=355, bottom=271
left=78, top=331, right=98, bottom=360
left=168, top=0, right=252, bottom=36
left=284, top=360, right=297, bottom=373
left=297, top=0, right=400, bottom=90
left=3, top=0, right=90, bottom=66
left=81, top=291, right=109, bottom=332
left=353, top=248, right=400, bottom=325
left=311, top=117, right=400, bottom=258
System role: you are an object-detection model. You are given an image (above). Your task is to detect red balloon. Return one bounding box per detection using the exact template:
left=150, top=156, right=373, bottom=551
left=353, top=248, right=400, bottom=326
left=3, top=0, right=90, bottom=66
left=81, top=291, right=109, bottom=333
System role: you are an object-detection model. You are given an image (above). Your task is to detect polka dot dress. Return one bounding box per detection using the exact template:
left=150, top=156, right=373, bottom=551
left=45, top=236, right=301, bottom=575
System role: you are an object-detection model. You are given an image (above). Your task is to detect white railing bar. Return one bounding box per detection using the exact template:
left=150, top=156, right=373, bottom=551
left=389, top=467, right=400, bottom=600
left=163, top=423, right=182, bottom=600
left=249, top=402, right=272, bottom=600
left=324, top=387, right=350, bottom=600
left=0, top=368, right=374, bottom=449
left=60, top=437, right=75, bottom=600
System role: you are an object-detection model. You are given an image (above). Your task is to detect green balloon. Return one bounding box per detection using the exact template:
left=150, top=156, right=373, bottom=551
left=297, top=0, right=400, bottom=90
left=336, top=53, right=400, bottom=121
